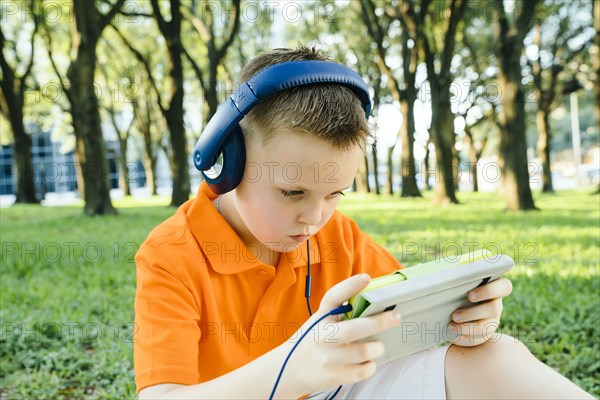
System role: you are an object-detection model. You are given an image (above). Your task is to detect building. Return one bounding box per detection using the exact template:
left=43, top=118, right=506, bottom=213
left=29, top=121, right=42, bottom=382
left=0, top=128, right=120, bottom=199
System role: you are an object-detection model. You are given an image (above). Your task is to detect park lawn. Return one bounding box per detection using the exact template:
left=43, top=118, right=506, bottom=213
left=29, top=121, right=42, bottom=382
left=1, top=189, right=598, bottom=399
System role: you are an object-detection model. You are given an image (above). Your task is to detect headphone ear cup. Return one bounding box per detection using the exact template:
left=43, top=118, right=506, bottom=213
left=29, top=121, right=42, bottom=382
left=202, top=126, right=246, bottom=194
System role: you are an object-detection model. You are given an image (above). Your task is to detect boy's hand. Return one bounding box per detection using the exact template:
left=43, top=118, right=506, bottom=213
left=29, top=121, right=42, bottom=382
left=275, top=274, right=400, bottom=398
left=448, top=278, right=513, bottom=347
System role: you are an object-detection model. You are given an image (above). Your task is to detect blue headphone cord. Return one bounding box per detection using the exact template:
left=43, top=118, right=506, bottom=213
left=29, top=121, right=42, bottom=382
left=268, top=303, right=352, bottom=400
left=268, top=239, right=346, bottom=400
left=305, top=240, right=313, bottom=316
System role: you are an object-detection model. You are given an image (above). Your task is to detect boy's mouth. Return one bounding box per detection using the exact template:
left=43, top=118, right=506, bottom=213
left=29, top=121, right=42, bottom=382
left=289, top=234, right=310, bottom=243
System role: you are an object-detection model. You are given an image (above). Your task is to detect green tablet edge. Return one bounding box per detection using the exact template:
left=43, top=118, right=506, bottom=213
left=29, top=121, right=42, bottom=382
left=347, top=249, right=493, bottom=318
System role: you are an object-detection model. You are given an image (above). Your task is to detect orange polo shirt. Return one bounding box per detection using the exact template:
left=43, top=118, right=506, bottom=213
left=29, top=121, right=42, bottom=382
left=134, top=182, right=402, bottom=392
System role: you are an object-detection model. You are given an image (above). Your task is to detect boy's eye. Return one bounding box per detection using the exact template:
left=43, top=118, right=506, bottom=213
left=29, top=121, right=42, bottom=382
left=282, top=190, right=304, bottom=198
left=281, top=190, right=346, bottom=199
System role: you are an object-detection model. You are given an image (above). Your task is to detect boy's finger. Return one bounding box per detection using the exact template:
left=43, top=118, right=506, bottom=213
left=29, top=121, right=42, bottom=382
left=468, top=278, right=513, bottom=302
left=317, top=274, right=371, bottom=314
left=336, top=360, right=378, bottom=384
left=448, top=317, right=500, bottom=347
left=328, top=341, right=385, bottom=365
left=452, top=298, right=503, bottom=323
left=334, top=310, right=401, bottom=343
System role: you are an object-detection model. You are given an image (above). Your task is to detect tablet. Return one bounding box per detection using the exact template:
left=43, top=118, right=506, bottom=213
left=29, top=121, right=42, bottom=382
left=344, top=250, right=514, bottom=364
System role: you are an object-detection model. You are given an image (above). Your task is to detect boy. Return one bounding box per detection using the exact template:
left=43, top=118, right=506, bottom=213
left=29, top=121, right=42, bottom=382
left=134, top=46, right=594, bottom=399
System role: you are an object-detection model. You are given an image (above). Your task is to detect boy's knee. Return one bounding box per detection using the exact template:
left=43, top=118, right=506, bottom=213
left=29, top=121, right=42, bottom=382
left=483, top=333, right=532, bottom=356
left=448, top=333, right=532, bottom=364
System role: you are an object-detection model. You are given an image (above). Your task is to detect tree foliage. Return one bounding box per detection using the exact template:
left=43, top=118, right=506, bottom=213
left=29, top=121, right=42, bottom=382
left=2, top=0, right=596, bottom=213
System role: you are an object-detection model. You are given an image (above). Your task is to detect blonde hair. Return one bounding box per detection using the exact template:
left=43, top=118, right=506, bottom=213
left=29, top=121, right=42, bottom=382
left=238, top=45, right=371, bottom=151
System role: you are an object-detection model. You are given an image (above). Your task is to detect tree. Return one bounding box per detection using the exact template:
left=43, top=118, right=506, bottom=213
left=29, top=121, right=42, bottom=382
left=529, top=1, right=593, bottom=193
left=182, top=0, right=241, bottom=122
left=149, top=0, right=191, bottom=206
left=494, top=0, right=539, bottom=210
left=415, top=0, right=467, bottom=205
left=462, top=120, right=487, bottom=192
left=115, top=1, right=191, bottom=206
left=131, top=73, right=165, bottom=197
left=96, top=36, right=139, bottom=197
left=43, top=0, right=125, bottom=215
left=367, top=64, right=383, bottom=195
left=106, top=10, right=167, bottom=197
left=360, top=0, right=422, bottom=197
left=590, top=0, right=599, bottom=194
left=594, top=0, right=600, bottom=133
left=321, top=2, right=382, bottom=195
left=0, top=1, right=39, bottom=203
left=457, top=31, right=499, bottom=192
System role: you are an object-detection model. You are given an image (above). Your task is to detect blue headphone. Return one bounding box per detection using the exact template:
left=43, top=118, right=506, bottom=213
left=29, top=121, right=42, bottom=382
left=192, top=60, right=372, bottom=194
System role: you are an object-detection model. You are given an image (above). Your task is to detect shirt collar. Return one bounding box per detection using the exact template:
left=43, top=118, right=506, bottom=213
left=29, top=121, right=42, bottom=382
left=188, top=182, right=321, bottom=274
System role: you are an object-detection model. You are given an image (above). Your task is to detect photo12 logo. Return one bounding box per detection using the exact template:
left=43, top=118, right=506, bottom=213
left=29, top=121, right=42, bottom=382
left=0, top=321, right=138, bottom=344
left=195, top=1, right=340, bottom=24
left=399, top=241, right=539, bottom=265
left=1, top=241, right=140, bottom=264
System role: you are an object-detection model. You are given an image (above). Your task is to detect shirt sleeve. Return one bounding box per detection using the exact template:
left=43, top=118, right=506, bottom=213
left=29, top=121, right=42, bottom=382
left=134, top=243, right=201, bottom=393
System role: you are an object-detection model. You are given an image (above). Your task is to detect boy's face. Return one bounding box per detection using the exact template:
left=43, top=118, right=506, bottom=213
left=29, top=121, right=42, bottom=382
left=228, top=130, right=363, bottom=259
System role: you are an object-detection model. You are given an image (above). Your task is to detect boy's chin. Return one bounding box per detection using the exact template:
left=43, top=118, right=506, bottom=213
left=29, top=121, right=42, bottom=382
left=251, top=238, right=302, bottom=253
left=267, top=239, right=303, bottom=253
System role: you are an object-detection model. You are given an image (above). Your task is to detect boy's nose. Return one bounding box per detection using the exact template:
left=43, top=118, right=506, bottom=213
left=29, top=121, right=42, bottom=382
left=297, top=204, right=322, bottom=227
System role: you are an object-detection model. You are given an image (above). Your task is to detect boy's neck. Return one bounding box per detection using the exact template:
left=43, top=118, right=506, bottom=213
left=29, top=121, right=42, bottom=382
left=213, top=195, right=282, bottom=268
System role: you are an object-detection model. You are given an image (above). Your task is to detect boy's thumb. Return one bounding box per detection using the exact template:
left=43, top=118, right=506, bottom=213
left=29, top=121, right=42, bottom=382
left=317, top=273, right=370, bottom=314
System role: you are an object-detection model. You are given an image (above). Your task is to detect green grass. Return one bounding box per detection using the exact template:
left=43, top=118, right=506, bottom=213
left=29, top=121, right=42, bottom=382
left=1, top=190, right=599, bottom=398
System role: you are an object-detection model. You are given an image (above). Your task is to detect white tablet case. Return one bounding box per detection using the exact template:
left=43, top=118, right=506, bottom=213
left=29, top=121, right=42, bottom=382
left=352, top=254, right=514, bottom=365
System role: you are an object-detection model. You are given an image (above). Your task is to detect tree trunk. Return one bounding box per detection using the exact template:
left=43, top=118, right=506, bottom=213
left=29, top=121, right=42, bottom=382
left=593, top=0, right=599, bottom=131
left=594, top=1, right=600, bottom=195
left=67, top=61, right=116, bottom=214
left=205, top=54, right=220, bottom=121
left=355, top=150, right=370, bottom=193
left=2, top=95, right=38, bottom=203
left=399, top=109, right=421, bottom=197
left=140, top=120, right=158, bottom=196
left=418, top=0, right=465, bottom=204
left=536, top=110, right=554, bottom=193
left=164, top=97, right=189, bottom=206
left=66, top=5, right=116, bottom=215
left=453, top=146, right=459, bottom=192
left=399, top=30, right=421, bottom=198
left=118, top=137, right=131, bottom=196
left=151, top=0, right=190, bottom=207
left=132, top=84, right=158, bottom=196
left=496, top=62, right=537, bottom=210
left=371, top=141, right=380, bottom=195
left=143, top=153, right=158, bottom=196
left=495, top=0, right=538, bottom=211
left=424, top=140, right=431, bottom=190
left=11, top=120, right=38, bottom=203
left=430, top=99, right=459, bottom=204
left=464, top=126, right=479, bottom=192
left=0, top=34, right=38, bottom=204
left=385, top=145, right=394, bottom=196
left=145, top=138, right=158, bottom=197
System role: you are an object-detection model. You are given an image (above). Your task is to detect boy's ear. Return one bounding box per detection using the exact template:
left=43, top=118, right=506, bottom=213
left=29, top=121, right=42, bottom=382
left=202, top=127, right=246, bottom=195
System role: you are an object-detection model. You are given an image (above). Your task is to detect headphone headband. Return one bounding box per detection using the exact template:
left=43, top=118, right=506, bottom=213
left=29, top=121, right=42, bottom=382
left=235, top=60, right=371, bottom=116
left=192, top=60, right=372, bottom=194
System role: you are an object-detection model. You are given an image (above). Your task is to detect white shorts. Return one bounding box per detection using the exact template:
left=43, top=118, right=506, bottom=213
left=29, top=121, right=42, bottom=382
left=306, top=345, right=450, bottom=400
